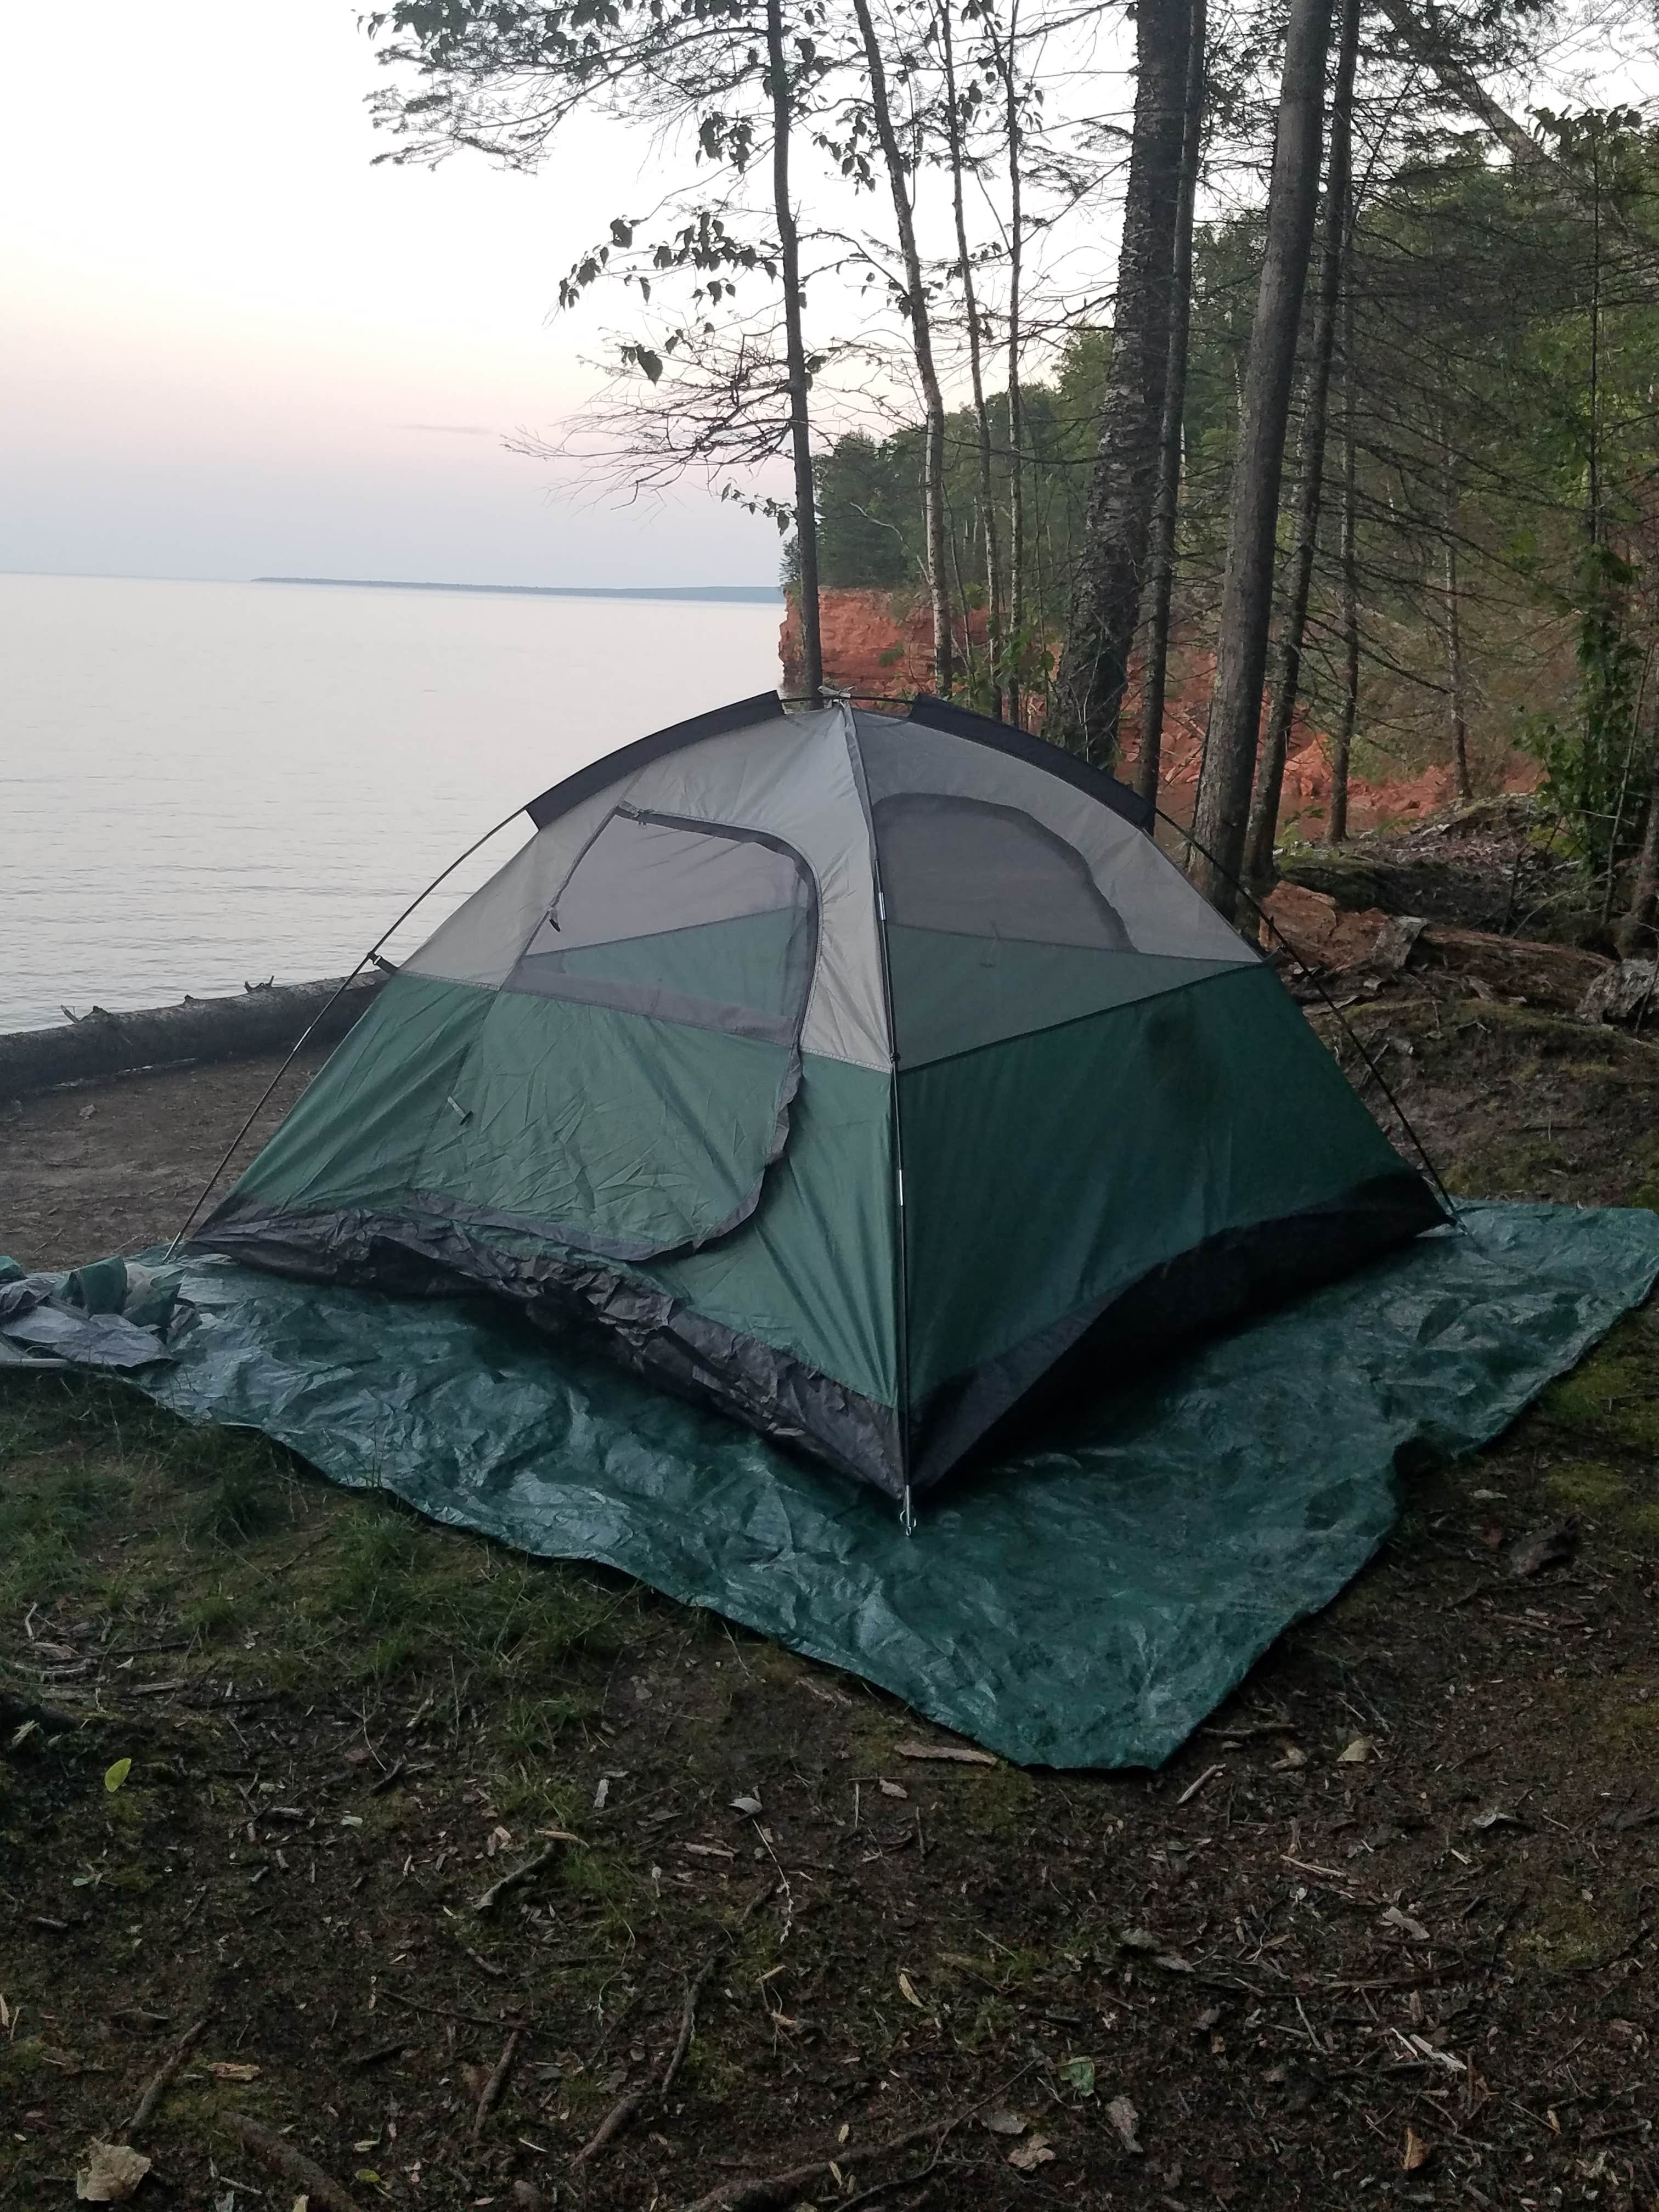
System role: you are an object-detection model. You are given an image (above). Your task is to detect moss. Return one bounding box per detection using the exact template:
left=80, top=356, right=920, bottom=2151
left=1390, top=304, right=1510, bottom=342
left=1515, top=1890, right=1620, bottom=1976
left=1630, top=1139, right=1659, bottom=1214
left=0, top=2037, right=53, bottom=2079
left=1543, top=1461, right=1628, bottom=1513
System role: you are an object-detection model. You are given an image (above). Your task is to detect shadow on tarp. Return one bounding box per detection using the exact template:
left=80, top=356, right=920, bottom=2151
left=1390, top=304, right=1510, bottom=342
left=99, top=1201, right=1659, bottom=1768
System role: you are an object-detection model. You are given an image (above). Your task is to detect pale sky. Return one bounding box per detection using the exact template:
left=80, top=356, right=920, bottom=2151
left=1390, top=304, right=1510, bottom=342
left=1, top=0, right=786, bottom=587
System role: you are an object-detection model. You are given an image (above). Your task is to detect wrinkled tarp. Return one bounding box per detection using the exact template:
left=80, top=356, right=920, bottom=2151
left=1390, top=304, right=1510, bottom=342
left=0, top=1267, right=177, bottom=1370
left=52, top=1201, right=1659, bottom=1766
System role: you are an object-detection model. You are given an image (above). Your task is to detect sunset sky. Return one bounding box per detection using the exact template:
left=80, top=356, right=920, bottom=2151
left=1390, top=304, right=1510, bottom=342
left=2, top=0, right=785, bottom=588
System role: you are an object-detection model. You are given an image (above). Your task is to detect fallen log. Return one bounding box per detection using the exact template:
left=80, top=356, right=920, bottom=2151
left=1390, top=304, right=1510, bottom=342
left=0, top=974, right=385, bottom=1100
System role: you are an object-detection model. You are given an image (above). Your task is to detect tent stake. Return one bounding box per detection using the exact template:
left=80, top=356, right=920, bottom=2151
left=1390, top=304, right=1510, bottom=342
left=901, top=1487, right=916, bottom=1537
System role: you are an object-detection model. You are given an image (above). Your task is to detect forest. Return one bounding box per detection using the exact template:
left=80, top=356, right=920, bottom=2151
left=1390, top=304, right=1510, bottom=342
left=365, top=0, right=1657, bottom=929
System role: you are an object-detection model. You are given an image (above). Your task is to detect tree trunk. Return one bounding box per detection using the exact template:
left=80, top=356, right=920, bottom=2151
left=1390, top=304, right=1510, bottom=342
left=1242, top=0, right=1359, bottom=894
left=940, top=0, right=1003, bottom=715
left=851, top=0, right=952, bottom=697
left=1618, top=769, right=1659, bottom=956
left=1049, top=0, right=1194, bottom=768
left=1135, top=0, right=1207, bottom=805
left=768, top=0, right=821, bottom=705
left=1443, top=534, right=1472, bottom=802
left=991, top=0, right=1026, bottom=727
left=1327, top=264, right=1358, bottom=842
left=1188, top=0, right=1335, bottom=917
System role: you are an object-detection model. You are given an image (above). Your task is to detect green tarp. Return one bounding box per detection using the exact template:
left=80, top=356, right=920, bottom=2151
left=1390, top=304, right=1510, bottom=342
left=94, top=1201, right=1659, bottom=1766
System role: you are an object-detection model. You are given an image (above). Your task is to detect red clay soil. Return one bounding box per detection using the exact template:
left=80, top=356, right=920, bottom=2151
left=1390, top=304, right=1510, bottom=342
left=783, top=592, right=1539, bottom=837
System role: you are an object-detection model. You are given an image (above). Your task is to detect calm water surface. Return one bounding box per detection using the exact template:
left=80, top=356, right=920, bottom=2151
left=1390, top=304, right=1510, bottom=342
left=2, top=574, right=783, bottom=1032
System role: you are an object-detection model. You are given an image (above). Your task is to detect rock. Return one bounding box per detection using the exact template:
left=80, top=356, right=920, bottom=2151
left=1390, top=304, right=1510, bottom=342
left=1370, top=915, right=1428, bottom=974
left=1577, top=960, right=1658, bottom=1025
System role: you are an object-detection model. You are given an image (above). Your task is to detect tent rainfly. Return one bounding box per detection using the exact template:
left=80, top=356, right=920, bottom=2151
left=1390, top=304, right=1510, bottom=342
left=194, top=693, right=1447, bottom=1515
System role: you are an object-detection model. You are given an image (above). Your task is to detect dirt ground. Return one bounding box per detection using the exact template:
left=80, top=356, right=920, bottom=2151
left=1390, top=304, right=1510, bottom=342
left=4, top=808, right=1659, bottom=2211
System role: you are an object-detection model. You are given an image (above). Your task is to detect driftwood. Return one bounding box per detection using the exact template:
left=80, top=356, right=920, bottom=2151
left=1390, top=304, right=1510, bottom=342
left=0, top=974, right=384, bottom=1100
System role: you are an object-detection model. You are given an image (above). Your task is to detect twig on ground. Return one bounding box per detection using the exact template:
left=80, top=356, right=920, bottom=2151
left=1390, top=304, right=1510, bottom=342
left=125, top=2014, right=209, bottom=2138
left=575, top=1917, right=741, bottom=2169
left=349, top=2037, right=414, bottom=2070
left=572, top=2083, right=648, bottom=2169
left=661, top=1956, right=721, bottom=2100
left=473, top=2027, right=523, bottom=2141
left=377, top=1985, right=519, bottom=2031
left=221, top=2112, right=364, bottom=2212
left=0, top=1688, right=95, bottom=1736
left=473, top=1837, right=577, bottom=1914
left=679, top=2111, right=969, bottom=2211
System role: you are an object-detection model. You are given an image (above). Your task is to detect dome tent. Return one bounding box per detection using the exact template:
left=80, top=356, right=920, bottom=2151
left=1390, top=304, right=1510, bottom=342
left=193, top=692, right=1446, bottom=1513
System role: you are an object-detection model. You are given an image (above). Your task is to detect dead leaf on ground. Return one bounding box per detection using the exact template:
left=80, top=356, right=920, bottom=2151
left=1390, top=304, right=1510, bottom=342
left=1402, top=2126, right=1432, bottom=2171
left=206, top=2060, right=262, bottom=2081
left=76, top=2142, right=151, bottom=2202
left=897, top=1971, right=923, bottom=2008
left=877, top=1778, right=908, bottom=1799
left=729, top=1792, right=763, bottom=1816
left=982, top=2110, right=1028, bottom=2137
left=1337, top=1736, right=1374, bottom=1764
left=1380, top=1905, right=1432, bottom=1943
left=1007, top=2132, right=1055, bottom=2172
left=1470, top=1808, right=1525, bottom=1832
left=1273, top=1745, right=1308, bottom=1770
left=893, top=1739, right=997, bottom=1766
left=1119, top=1928, right=1192, bottom=1972
left=1508, top=1515, right=1579, bottom=1577
left=459, top=2061, right=490, bottom=2100
left=1105, top=2095, right=1143, bottom=2154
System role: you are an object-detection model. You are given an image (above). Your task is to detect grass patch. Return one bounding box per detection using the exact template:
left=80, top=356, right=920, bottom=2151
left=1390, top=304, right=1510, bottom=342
left=0, top=1371, right=657, bottom=1721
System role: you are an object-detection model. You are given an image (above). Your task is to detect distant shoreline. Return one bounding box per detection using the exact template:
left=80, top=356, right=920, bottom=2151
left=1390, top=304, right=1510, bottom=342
left=256, top=575, right=783, bottom=605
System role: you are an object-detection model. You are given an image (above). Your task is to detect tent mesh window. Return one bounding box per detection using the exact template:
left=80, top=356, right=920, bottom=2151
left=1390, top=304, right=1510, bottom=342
left=509, top=806, right=817, bottom=1045
left=872, top=792, right=1140, bottom=1065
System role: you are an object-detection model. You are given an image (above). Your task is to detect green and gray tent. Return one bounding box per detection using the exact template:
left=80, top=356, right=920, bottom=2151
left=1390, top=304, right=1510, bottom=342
left=195, top=692, right=1446, bottom=1506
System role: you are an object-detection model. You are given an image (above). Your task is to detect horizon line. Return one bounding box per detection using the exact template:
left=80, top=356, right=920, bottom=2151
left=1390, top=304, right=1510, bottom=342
left=256, top=575, right=785, bottom=604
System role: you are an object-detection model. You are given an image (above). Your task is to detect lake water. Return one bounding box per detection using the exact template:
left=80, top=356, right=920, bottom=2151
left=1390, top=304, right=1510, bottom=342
left=1, top=573, right=783, bottom=1034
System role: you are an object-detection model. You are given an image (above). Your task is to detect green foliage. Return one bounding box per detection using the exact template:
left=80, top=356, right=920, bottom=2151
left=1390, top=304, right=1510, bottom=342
left=1531, top=537, right=1648, bottom=872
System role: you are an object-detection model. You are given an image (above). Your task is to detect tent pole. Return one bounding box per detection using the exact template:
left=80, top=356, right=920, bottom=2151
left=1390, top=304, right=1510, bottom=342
left=163, top=803, right=533, bottom=1260
left=1165, top=808, right=1459, bottom=1219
